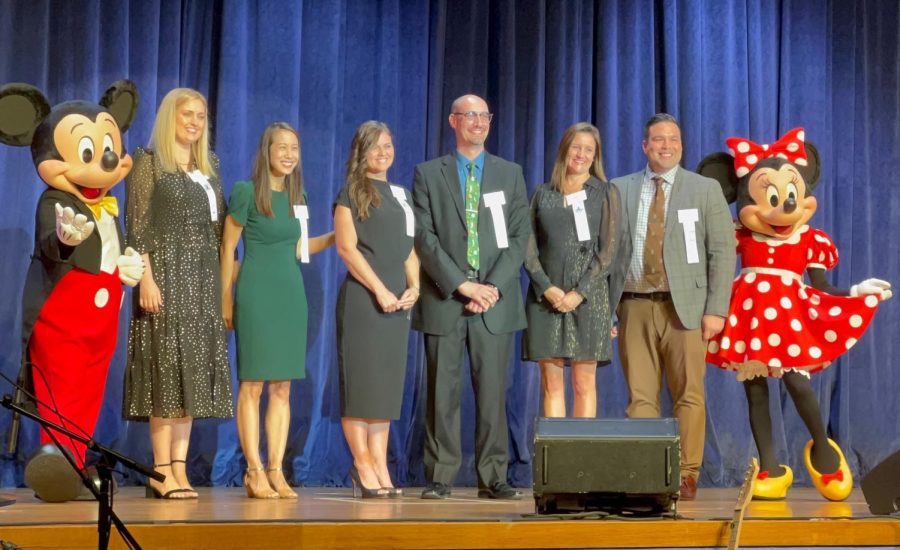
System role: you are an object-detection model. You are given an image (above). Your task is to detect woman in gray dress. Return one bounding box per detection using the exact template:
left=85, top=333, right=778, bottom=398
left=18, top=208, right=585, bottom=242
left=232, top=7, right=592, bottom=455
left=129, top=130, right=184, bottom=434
left=125, top=88, right=233, bottom=499
left=524, top=122, right=621, bottom=418
left=334, top=121, right=419, bottom=498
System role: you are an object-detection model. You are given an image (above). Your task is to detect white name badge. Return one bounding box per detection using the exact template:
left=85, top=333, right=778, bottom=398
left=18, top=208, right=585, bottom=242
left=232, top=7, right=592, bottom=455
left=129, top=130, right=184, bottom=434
left=390, top=185, right=415, bottom=237
left=482, top=191, right=509, bottom=249
left=565, top=189, right=591, bottom=242
left=677, top=208, right=700, bottom=264
left=187, top=170, right=218, bottom=221
left=293, top=205, right=310, bottom=263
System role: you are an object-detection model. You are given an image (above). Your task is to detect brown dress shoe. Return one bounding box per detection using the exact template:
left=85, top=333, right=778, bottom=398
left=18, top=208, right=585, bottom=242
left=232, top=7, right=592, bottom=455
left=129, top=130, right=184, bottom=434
left=679, top=476, right=697, bottom=500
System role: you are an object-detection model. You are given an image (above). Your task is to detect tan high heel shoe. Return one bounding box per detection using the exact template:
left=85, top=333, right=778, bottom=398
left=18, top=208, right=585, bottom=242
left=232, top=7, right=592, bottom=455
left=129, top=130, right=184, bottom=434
left=244, top=467, right=279, bottom=499
left=266, top=467, right=298, bottom=499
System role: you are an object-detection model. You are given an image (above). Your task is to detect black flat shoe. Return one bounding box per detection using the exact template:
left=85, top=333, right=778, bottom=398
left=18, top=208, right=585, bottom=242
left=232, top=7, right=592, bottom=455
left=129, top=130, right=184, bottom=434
left=477, top=482, right=522, bottom=500
left=421, top=482, right=451, bottom=499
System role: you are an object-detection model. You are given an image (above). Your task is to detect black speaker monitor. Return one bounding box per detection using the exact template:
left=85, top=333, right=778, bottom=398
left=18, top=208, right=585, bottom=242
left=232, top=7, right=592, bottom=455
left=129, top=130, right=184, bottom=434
left=532, top=418, right=680, bottom=514
left=861, top=449, right=900, bottom=515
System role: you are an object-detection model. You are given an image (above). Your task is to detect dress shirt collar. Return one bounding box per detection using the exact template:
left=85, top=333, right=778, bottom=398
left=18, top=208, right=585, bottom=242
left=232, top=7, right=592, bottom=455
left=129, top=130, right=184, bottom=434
left=455, top=150, right=485, bottom=177
left=644, top=164, right=679, bottom=186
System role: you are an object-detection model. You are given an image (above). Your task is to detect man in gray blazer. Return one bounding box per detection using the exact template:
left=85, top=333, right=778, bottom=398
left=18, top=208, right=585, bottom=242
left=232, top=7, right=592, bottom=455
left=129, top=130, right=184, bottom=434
left=610, top=113, right=735, bottom=500
left=412, top=94, right=529, bottom=500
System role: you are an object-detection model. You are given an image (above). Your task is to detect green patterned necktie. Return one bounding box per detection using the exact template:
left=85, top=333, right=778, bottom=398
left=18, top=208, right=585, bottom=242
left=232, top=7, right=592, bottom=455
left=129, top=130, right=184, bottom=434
left=465, top=161, right=480, bottom=270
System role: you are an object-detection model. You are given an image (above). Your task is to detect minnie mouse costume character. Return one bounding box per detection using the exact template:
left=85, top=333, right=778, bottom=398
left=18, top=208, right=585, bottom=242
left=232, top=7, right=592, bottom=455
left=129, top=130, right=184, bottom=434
left=0, top=81, right=143, bottom=502
left=698, top=128, right=891, bottom=502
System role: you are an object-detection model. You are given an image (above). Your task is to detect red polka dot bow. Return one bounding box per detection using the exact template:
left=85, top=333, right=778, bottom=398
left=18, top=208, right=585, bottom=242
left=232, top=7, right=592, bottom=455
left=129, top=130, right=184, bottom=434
left=726, top=127, right=808, bottom=178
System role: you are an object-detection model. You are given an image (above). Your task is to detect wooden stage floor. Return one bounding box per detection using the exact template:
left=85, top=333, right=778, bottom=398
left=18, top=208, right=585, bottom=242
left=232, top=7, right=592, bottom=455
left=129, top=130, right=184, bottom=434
left=0, top=486, right=897, bottom=549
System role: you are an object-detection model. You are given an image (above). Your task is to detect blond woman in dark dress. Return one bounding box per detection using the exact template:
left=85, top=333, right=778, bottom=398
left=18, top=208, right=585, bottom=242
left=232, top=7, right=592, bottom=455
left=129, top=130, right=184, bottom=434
left=524, top=123, right=621, bottom=418
left=125, top=88, right=233, bottom=499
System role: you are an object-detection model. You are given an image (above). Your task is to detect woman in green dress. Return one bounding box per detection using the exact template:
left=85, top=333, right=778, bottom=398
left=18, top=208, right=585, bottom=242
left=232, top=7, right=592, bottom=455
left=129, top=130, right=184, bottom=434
left=334, top=121, right=419, bottom=498
left=220, top=122, right=334, bottom=499
left=524, top=122, right=621, bottom=418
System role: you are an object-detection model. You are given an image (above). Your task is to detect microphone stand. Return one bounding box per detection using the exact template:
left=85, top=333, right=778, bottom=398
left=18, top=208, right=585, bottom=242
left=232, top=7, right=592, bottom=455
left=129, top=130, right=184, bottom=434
left=1, top=394, right=163, bottom=550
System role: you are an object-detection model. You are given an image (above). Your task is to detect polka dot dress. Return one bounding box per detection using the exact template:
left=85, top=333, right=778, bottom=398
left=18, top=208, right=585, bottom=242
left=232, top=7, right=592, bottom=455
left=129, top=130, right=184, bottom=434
left=123, top=149, right=234, bottom=420
left=707, top=226, right=879, bottom=378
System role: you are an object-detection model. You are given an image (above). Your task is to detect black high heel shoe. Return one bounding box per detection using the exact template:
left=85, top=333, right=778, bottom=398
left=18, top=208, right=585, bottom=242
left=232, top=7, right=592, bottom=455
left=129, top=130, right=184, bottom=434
left=349, top=467, right=387, bottom=499
left=169, top=459, right=199, bottom=499
left=383, top=486, right=403, bottom=499
left=145, top=463, right=190, bottom=500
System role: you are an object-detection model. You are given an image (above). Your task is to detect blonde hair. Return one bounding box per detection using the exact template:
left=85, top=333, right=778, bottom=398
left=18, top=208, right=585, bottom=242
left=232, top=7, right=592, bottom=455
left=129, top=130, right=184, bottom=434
left=549, top=122, right=607, bottom=191
left=251, top=122, right=305, bottom=217
left=149, top=88, right=215, bottom=176
left=344, top=121, right=391, bottom=220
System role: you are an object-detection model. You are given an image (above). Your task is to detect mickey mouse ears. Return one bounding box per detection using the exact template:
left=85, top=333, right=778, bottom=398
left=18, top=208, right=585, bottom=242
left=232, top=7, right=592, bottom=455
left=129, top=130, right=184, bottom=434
left=0, top=80, right=139, bottom=147
left=0, top=83, right=51, bottom=146
left=100, top=80, right=139, bottom=132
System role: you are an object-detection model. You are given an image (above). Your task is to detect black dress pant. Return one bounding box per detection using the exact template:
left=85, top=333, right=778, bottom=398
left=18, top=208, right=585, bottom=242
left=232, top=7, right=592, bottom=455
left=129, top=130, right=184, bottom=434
left=423, top=315, right=513, bottom=488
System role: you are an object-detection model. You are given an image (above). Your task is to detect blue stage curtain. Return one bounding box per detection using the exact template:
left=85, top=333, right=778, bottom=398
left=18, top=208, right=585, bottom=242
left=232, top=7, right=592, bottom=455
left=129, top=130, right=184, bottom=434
left=1, top=0, right=898, bottom=490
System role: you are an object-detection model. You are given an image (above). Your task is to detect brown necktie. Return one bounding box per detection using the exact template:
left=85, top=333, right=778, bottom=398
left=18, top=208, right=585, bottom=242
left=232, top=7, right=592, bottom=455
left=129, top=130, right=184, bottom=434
left=643, top=176, right=667, bottom=288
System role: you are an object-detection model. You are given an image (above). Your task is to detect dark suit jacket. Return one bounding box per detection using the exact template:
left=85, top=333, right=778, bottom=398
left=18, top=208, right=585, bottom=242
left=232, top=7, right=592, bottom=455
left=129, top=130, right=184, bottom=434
left=21, top=188, right=124, bottom=351
left=412, top=152, right=529, bottom=336
left=610, top=167, right=735, bottom=330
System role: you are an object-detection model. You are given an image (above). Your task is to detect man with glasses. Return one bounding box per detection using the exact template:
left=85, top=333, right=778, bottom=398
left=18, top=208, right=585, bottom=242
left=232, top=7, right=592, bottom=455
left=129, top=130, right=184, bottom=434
left=609, top=113, right=735, bottom=500
left=412, top=94, right=529, bottom=500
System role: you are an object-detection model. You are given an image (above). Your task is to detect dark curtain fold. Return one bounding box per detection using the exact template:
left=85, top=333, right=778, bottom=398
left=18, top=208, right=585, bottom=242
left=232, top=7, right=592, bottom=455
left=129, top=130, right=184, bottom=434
left=0, top=0, right=897, bottom=490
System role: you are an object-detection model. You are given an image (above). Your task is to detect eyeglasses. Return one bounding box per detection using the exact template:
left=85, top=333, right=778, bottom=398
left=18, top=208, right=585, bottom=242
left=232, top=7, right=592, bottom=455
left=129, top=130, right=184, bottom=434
left=452, top=111, right=494, bottom=122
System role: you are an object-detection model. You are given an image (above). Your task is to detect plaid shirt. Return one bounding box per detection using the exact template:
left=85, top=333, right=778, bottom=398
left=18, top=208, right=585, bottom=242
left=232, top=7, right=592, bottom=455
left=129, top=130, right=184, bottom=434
left=624, top=164, right=679, bottom=292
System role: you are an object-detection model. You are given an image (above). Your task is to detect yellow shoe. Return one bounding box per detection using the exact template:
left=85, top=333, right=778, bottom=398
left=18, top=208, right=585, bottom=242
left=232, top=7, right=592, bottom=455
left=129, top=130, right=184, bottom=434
left=752, top=463, right=793, bottom=500
left=804, top=438, right=853, bottom=501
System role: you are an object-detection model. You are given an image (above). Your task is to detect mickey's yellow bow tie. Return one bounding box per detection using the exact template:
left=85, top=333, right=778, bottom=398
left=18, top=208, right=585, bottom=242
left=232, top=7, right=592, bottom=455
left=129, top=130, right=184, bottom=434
left=86, top=196, right=119, bottom=219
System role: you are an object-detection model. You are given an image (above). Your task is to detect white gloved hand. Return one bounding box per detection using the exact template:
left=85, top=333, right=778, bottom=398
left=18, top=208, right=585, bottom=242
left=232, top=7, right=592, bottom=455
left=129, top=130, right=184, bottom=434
left=117, top=246, right=145, bottom=287
left=55, top=203, right=95, bottom=246
left=850, top=278, right=892, bottom=301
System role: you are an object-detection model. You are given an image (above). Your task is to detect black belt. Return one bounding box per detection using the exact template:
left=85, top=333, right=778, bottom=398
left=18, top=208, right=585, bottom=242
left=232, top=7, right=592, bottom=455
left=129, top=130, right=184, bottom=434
left=621, top=291, right=671, bottom=302
left=465, top=268, right=479, bottom=282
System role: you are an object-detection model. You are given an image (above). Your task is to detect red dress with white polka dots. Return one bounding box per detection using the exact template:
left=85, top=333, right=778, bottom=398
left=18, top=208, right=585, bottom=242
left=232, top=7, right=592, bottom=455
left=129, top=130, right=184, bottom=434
left=706, top=225, right=879, bottom=378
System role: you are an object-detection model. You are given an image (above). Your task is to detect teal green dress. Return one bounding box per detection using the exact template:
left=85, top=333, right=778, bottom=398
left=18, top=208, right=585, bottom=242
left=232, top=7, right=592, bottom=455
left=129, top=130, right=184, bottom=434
left=228, top=181, right=307, bottom=381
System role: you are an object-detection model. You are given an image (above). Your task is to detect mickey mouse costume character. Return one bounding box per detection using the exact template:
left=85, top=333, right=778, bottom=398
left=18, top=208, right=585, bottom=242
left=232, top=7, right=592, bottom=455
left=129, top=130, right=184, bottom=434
left=698, top=128, right=891, bottom=501
left=0, top=81, right=143, bottom=502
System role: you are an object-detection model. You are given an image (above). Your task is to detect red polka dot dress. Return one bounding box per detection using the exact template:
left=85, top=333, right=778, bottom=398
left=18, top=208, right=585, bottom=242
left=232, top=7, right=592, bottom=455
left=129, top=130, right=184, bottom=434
left=707, top=225, right=880, bottom=379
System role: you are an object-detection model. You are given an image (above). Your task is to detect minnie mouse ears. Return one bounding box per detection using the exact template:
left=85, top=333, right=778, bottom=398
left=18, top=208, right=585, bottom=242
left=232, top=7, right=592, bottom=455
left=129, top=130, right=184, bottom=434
left=0, top=80, right=139, bottom=147
left=697, top=152, right=740, bottom=203
left=698, top=129, right=821, bottom=204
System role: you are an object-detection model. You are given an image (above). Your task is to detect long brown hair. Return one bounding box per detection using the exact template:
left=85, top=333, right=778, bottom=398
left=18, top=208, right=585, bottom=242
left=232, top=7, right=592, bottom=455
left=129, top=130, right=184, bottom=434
left=345, top=120, right=391, bottom=220
left=251, top=122, right=305, bottom=217
left=549, top=122, right=607, bottom=192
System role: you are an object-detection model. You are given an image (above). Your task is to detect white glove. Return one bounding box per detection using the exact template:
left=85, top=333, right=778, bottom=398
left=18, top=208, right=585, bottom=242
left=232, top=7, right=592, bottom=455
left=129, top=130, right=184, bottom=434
left=55, top=203, right=95, bottom=246
left=850, top=278, right=892, bottom=301
left=117, top=247, right=145, bottom=287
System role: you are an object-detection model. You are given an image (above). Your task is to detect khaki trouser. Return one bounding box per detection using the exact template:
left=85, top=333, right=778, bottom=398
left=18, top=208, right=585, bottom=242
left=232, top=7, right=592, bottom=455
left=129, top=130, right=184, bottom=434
left=617, top=295, right=707, bottom=480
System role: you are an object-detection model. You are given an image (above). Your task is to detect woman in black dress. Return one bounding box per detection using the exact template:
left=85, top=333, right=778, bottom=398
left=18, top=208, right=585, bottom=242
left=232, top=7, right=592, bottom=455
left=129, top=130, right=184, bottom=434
left=524, top=122, right=621, bottom=418
left=125, top=88, right=233, bottom=499
left=334, top=121, right=419, bottom=497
